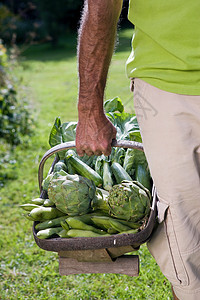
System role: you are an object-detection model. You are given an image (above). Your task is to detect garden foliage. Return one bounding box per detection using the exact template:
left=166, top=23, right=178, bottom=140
left=1, top=0, right=130, bottom=46
left=0, top=40, right=33, bottom=145
left=0, top=0, right=84, bottom=46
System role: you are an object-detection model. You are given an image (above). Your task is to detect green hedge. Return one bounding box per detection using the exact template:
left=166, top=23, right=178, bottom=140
left=1, top=0, right=130, bottom=46
left=0, top=41, right=33, bottom=145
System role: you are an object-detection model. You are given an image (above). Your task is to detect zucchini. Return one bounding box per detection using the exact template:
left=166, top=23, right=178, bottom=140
left=53, top=160, right=68, bottom=173
left=118, top=228, right=138, bottom=235
left=29, top=206, right=66, bottom=221
left=111, top=162, right=132, bottom=184
left=91, top=215, right=113, bottom=231
left=43, top=199, right=55, bottom=207
left=109, top=219, right=132, bottom=232
left=60, top=220, right=70, bottom=232
left=20, top=204, right=41, bottom=212
left=67, top=229, right=110, bottom=238
left=135, top=164, right=152, bottom=192
left=37, top=227, right=63, bottom=239
left=58, top=229, right=70, bottom=238
left=23, top=213, right=35, bottom=221
left=66, top=217, right=106, bottom=235
left=67, top=162, right=76, bottom=175
left=91, top=215, right=132, bottom=233
left=67, top=214, right=93, bottom=225
left=102, top=160, right=113, bottom=191
left=123, top=148, right=136, bottom=177
left=31, top=198, right=45, bottom=205
left=65, top=152, right=103, bottom=187
left=35, top=216, right=67, bottom=231
left=107, top=228, right=118, bottom=234
left=95, top=155, right=104, bottom=177
left=117, top=219, right=142, bottom=229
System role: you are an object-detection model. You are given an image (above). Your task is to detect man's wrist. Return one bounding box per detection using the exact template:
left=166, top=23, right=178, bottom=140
left=78, top=98, right=104, bottom=116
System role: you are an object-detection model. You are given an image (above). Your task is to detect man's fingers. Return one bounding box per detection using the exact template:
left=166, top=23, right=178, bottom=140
left=76, top=125, right=116, bottom=157
left=77, top=144, right=110, bottom=157
left=93, top=150, right=102, bottom=156
left=76, top=142, right=98, bottom=157
left=76, top=141, right=85, bottom=157
left=77, top=146, right=111, bottom=157
left=76, top=148, right=85, bottom=157
left=102, top=145, right=112, bottom=156
left=85, top=150, right=94, bottom=156
left=99, top=140, right=112, bottom=156
left=85, top=147, right=103, bottom=156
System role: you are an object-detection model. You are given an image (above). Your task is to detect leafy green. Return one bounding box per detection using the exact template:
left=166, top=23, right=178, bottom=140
left=49, top=117, right=77, bottom=147
left=123, top=147, right=152, bottom=191
left=49, top=117, right=63, bottom=147
left=123, top=148, right=136, bottom=177
left=104, top=96, right=124, bottom=113
left=94, top=155, right=114, bottom=190
left=61, top=121, right=77, bottom=142
left=107, top=111, right=140, bottom=141
left=95, top=155, right=105, bottom=177
left=48, top=97, right=152, bottom=191
left=80, top=154, right=97, bottom=168
left=49, top=118, right=96, bottom=166
left=49, top=118, right=77, bottom=159
left=129, top=130, right=142, bottom=143
left=123, top=147, right=148, bottom=177
left=49, top=97, right=140, bottom=149
left=110, top=147, right=126, bottom=165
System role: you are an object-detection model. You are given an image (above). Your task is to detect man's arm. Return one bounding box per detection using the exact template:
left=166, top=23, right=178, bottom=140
left=76, top=0, right=123, bottom=156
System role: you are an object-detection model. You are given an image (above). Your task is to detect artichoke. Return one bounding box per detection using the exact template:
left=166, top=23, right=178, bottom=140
left=107, top=180, right=151, bottom=222
left=42, top=170, right=67, bottom=191
left=48, top=173, right=96, bottom=216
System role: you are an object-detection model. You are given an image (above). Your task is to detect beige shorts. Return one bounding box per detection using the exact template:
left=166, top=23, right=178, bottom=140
left=133, top=78, right=200, bottom=300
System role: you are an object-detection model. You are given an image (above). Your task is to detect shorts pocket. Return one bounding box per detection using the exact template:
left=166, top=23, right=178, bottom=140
left=147, top=196, right=189, bottom=286
left=163, top=208, right=189, bottom=286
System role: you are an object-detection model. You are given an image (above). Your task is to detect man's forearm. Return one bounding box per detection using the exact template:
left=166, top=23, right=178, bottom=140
left=76, top=0, right=122, bottom=156
left=77, top=0, right=123, bottom=114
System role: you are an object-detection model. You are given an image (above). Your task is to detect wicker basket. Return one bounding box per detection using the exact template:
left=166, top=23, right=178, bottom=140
left=32, top=140, right=158, bottom=276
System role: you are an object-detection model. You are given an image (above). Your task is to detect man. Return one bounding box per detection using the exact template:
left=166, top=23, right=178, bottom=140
left=76, top=1, right=200, bottom=299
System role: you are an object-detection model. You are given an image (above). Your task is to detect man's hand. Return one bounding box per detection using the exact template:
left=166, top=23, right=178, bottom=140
left=76, top=110, right=117, bottom=156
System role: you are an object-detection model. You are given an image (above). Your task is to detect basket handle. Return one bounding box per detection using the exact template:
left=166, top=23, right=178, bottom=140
left=38, top=139, right=143, bottom=193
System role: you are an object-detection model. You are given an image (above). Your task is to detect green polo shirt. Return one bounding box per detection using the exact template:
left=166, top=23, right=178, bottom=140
left=126, top=1, right=200, bottom=95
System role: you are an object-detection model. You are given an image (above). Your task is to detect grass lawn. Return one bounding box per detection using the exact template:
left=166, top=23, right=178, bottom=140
left=0, top=28, right=172, bottom=299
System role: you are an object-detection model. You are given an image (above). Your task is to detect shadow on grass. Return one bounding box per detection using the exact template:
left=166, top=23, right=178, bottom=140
left=20, top=33, right=78, bottom=63
left=20, top=26, right=134, bottom=63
